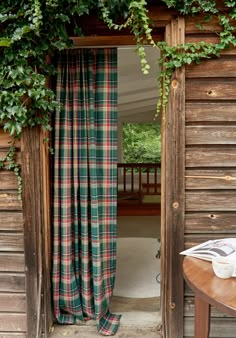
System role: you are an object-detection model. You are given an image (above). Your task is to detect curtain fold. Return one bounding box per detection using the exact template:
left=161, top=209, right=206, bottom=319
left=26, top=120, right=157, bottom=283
left=52, top=48, right=121, bottom=335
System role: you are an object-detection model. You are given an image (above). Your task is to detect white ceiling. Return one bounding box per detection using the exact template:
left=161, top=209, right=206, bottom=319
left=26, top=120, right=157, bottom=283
left=118, top=46, right=161, bottom=123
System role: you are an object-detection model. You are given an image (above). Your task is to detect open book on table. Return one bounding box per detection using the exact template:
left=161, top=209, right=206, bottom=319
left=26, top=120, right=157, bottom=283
left=180, top=238, right=236, bottom=263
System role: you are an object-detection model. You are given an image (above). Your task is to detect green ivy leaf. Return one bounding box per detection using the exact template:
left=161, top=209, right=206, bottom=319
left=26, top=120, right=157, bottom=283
left=0, top=38, right=12, bottom=47
left=51, top=40, right=69, bottom=50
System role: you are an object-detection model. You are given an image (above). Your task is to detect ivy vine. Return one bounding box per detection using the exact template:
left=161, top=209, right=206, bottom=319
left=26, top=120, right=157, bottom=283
left=157, top=0, right=236, bottom=115
left=0, top=0, right=236, bottom=197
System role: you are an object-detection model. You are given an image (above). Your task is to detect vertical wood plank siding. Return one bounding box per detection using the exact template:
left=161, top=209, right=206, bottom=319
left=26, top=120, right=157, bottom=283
left=40, top=130, right=54, bottom=335
left=162, top=18, right=185, bottom=338
left=184, top=20, right=236, bottom=337
left=21, top=126, right=49, bottom=338
left=0, top=129, right=26, bottom=334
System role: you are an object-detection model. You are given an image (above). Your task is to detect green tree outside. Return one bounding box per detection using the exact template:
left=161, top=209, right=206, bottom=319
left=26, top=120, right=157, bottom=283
left=123, top=123, right=161, bottom=164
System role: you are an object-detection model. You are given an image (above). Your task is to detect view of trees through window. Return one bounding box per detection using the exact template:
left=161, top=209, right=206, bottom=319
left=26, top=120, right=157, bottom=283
left=123, top=123, right=161, bottom=164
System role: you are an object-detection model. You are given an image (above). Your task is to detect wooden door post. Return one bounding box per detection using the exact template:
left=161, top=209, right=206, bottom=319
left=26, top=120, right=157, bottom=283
left=21, top=126, right=53, bottom=337
left=21, top=126, right=42, bottom=338
left=161, top=17, right=185, bottom=338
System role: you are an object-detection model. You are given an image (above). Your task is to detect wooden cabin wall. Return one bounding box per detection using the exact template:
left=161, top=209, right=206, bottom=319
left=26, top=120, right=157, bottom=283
left=0, top=128, right=27, bottom=336
left=184, top=17, right=236, bottom=337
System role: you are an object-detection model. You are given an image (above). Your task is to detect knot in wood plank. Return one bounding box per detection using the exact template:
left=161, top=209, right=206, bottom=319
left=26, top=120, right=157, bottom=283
left=173, top=201, right=179, bottom=209
left=171, top=79, right=178, bottom=89
left=169, top=302, right=176, bottom=309
left=207, top=89, right=216, bottom=97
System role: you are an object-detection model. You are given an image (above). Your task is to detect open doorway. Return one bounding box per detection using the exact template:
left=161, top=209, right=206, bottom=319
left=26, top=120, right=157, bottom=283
left=18, top=17, right=186, bottom=338
left=49, top=45, right=163, bottom=337
left=111, top=47, right=162, bottom=328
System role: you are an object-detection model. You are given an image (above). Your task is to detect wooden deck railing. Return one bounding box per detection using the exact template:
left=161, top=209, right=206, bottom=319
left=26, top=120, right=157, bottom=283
left=117, top=163, right=161, bottom=216
left=117, top=163, right=161, bottom=195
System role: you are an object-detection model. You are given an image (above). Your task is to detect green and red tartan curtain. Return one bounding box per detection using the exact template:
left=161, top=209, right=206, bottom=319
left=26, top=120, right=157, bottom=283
left=52, top=48, right=121, bottom=335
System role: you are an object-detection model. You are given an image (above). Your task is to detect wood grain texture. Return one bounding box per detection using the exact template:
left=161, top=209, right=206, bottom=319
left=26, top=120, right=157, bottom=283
left=186, top=169, right=236, bottom=189
left=184, top=317, right=236, bottom=338
left=185, top=34, right=220, bottom=45
left=186, top=57, right=236, bottom=78
left=162, top=18, right=185, bottom=338
left=183, top=9, right=236, bottom=338
left=21, top=127, right=41, bottom=337
left=0, top=293, right=26, bottom=312
left=0, top=192, right=22, bottom=210
left=183, top=257, right=236, bottom=319
left=194, top=296, right=210, bottom=338
left=0, top=253, right=25, bottom=272
left=185, top=15, right=224, bottom=34
left=0, top=171, right=18, bottom=189
left=185, top=212, right=236, bottom=233
left=0, top=314, right=26, bottom=332
left=186, top=79, right=236, bottom=100
left=186, top=147, right=236, bottom=167
left=0, top=334, right=26, bottom=338
left=0, top=212, right=23, bottom=231
left=72, top=34, right=163, bottom=46
left=0, top=233, right=24, bottom=252
left=0, top=129, right=20, bottom=148
left=186, top=102, right=236, bottom=122
left=0, top=127, right=26, bottom=335
left=186, top=191, right=236, bottom=211
left=186, top=126, right=236, bottom=145
left=0, top=273, right=25, bottom=292
left=40, top=129, right=54, bottom=334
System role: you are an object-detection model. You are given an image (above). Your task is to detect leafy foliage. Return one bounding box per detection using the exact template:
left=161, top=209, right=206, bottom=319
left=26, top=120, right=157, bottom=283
left=100, top=0, right=155, bottom=74
left=1, top=0, right=236, bottom=196
left=156, top=0, right=236, bottom=115
left=164, top=0, right=218, bottom=14
left=123, top=123, right=161, bottom=164
left=0, top=0, right=151, bottom=195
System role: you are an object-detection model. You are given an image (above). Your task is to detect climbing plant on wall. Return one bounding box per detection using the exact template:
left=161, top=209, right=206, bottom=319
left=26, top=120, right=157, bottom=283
left=0, top=0, right=236, bottom=195
left=156, top=0, right=236, bottom=114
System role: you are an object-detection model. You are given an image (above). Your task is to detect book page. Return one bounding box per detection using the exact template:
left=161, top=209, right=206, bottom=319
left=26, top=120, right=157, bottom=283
left=180, top=238, right=236, bottom=262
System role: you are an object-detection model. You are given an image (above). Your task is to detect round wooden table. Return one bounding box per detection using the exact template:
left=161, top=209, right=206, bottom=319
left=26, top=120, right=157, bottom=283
left=183, top=256, right=236, bottom=338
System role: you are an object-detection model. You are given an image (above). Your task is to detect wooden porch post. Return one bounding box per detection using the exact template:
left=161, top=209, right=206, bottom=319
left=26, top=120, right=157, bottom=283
left=21, top=126, right=53, bottom=337
left=161, top=17, right=185, bottom=338
left=21, top=126, right=43, bottom=338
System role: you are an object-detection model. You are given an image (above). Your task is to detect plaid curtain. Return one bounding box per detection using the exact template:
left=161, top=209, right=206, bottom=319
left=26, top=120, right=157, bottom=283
left=52, top=48, right=121, bottom=335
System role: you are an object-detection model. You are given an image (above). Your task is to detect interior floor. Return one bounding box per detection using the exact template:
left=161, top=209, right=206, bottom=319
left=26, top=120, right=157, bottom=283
left=111, top=216, right=161, bottom=326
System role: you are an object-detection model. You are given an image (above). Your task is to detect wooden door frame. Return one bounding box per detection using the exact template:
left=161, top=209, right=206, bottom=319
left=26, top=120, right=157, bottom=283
left=161, top=18, right=185, bottom=338
left=20, top=8, right=185, bottom=338
left=21, top=127, right=43, bottom=338
left=21, top=127, right=53, bottom=338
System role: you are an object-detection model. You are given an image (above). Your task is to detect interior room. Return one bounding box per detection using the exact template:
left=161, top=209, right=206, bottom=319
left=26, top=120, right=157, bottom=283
left=111, top=46, right=162, bottom=327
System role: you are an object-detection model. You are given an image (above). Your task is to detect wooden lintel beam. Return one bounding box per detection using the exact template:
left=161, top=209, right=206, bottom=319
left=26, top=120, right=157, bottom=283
left=69, top=5, right=176, bottom=46
left=71, top=33, right=164, bottom=47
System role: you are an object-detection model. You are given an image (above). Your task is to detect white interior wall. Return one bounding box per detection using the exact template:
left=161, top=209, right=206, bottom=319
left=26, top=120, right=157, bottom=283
left=117, top=46, right=161, bottom=162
